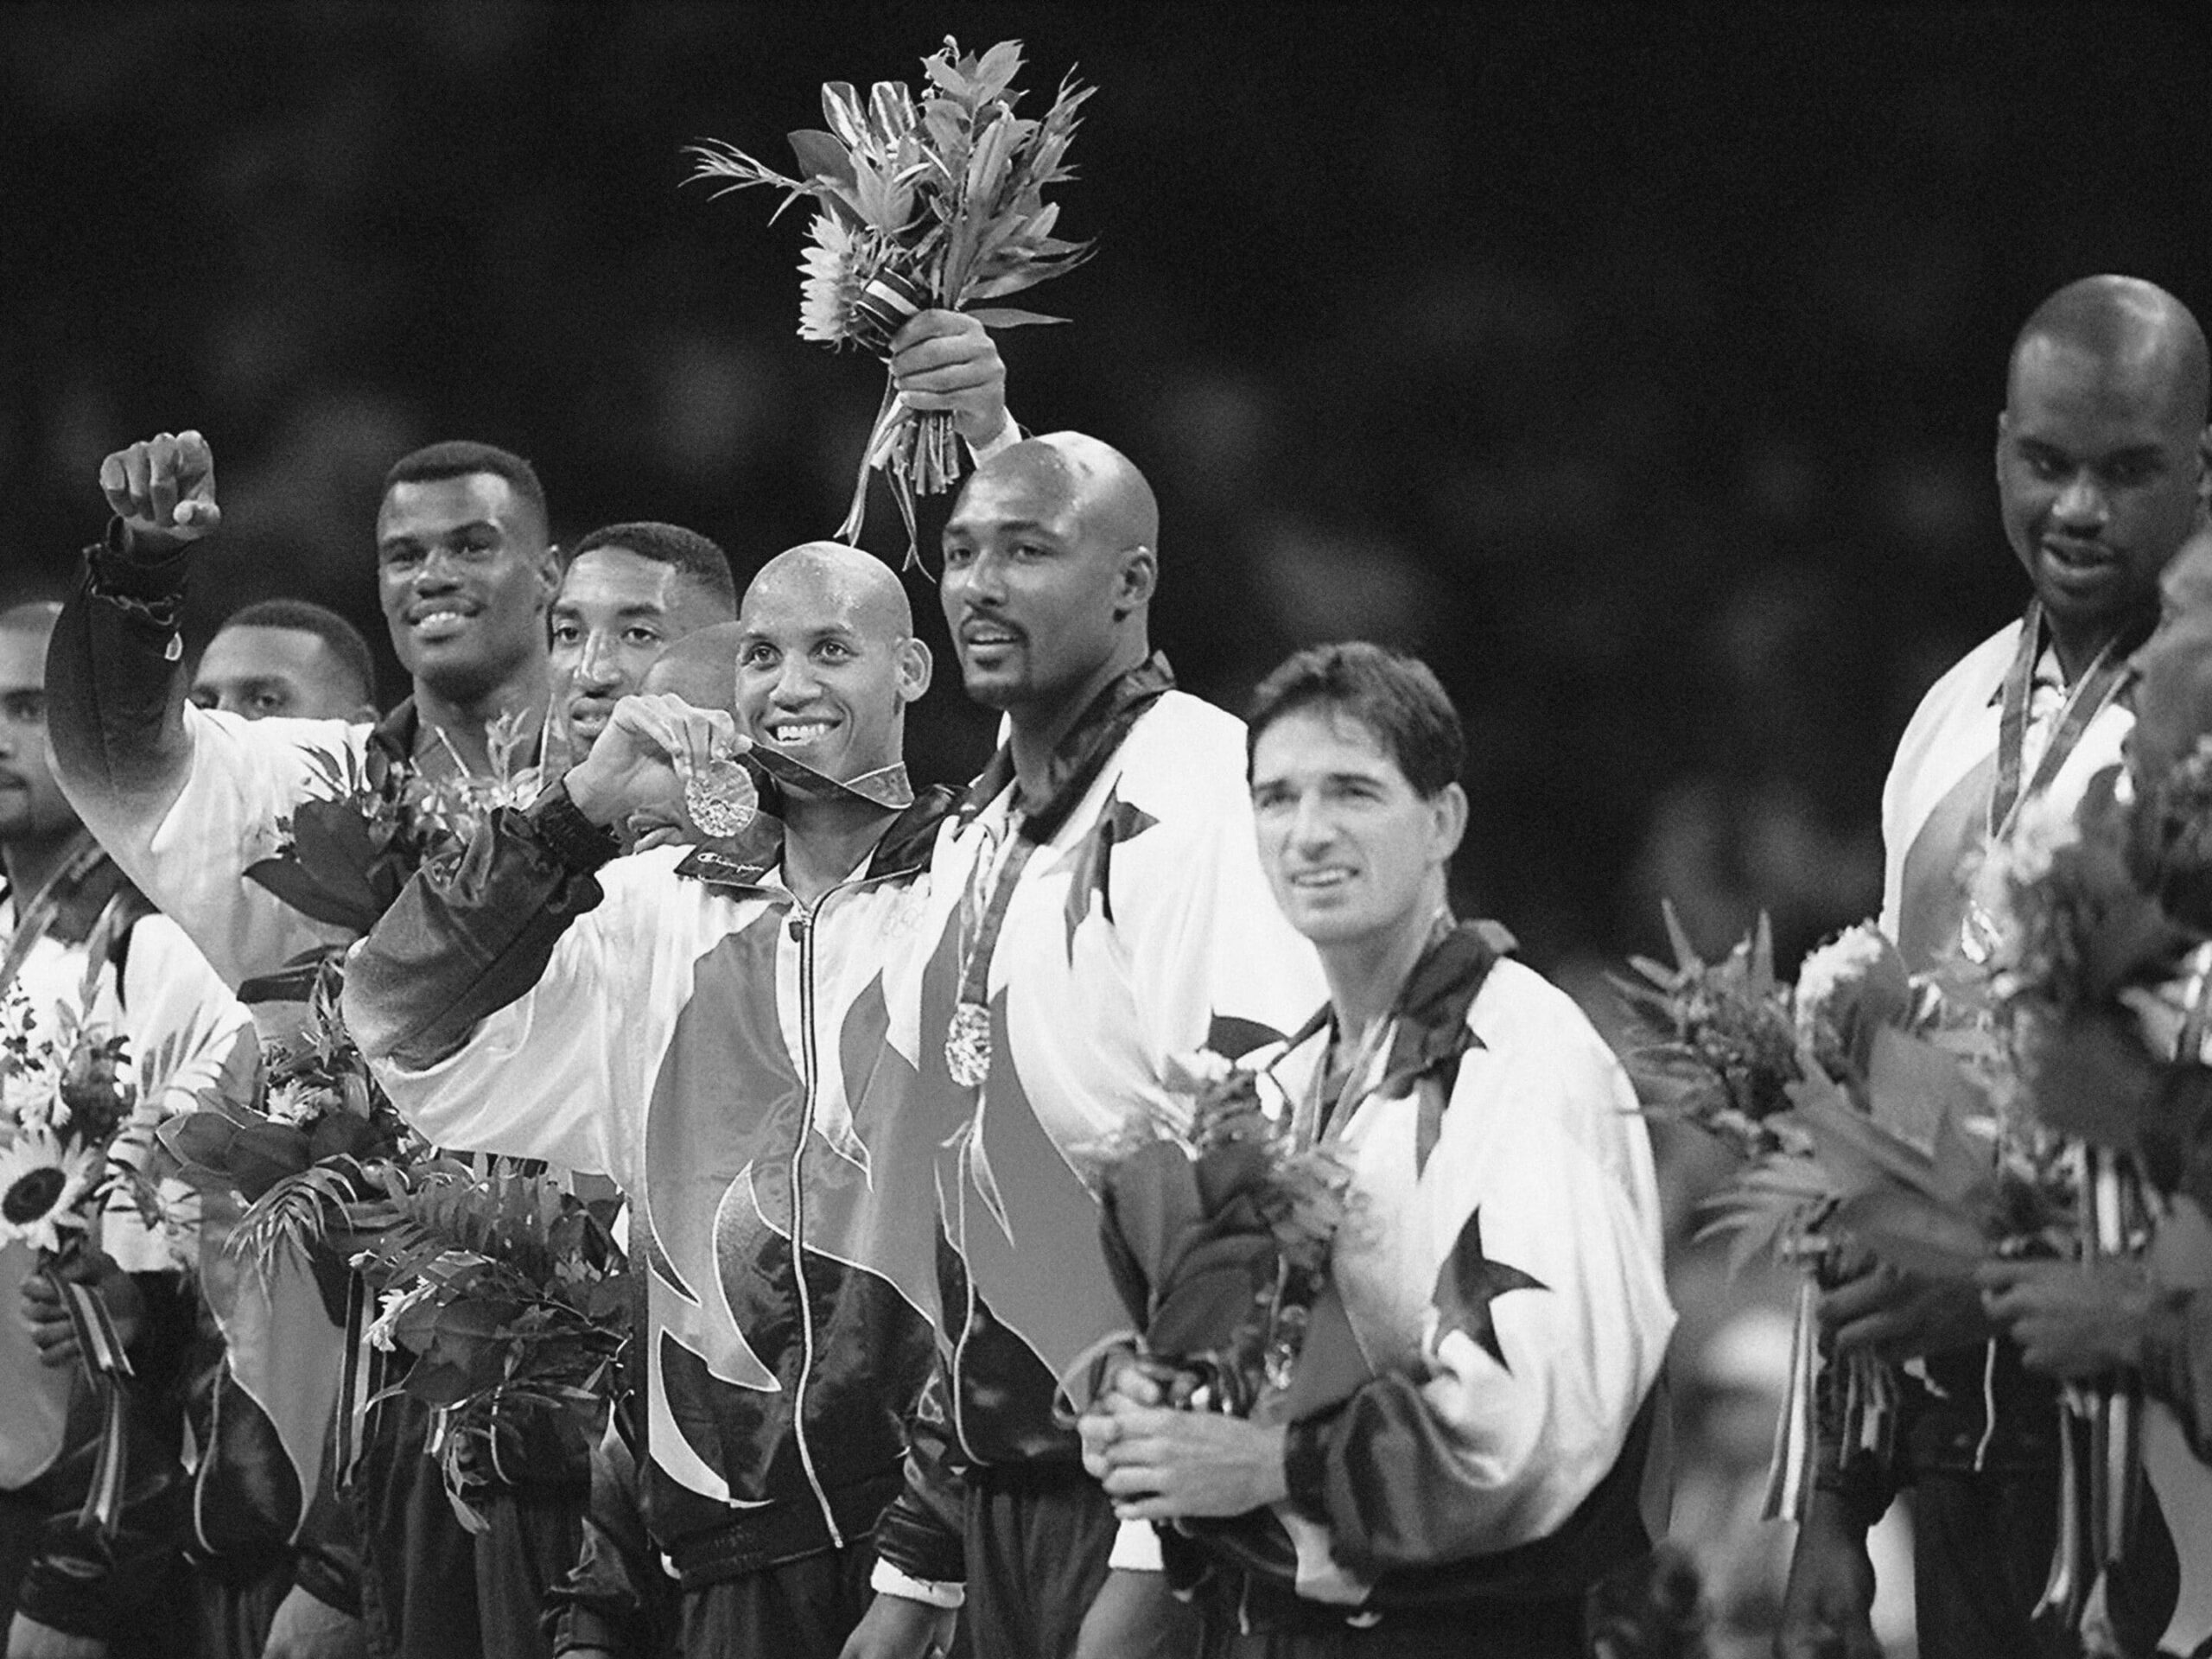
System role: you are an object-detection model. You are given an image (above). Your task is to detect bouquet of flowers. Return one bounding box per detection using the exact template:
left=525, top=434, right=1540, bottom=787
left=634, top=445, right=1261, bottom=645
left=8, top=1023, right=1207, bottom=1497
left=690, top=36, right=1094, bottom=555
left=245, top=710, right=543, bottom=937
left=1955, top=749, right=2212, bottom=1649
left=1616, top=905, right=2074, bottom=1521
left=158, top=958, right=628, bottom=1525
left=0, top=975, right=242, bottom=1534
left=1962, top=774, right=2192, bottom=1028
left=158, top=956, right=420, bottom=1253
left=1085, top=1051, right=1353, bottom=1421
left=1611, top=904, right=1805, bottom=1162
left=345, top=1160, right=629, bottom=1531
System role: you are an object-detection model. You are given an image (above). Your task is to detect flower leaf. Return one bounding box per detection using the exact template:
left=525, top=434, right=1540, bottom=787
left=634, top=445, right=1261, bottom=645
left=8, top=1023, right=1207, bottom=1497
left=964, top=306, right=1065, bottom=329
left=785, top=130, right=857, bottom=191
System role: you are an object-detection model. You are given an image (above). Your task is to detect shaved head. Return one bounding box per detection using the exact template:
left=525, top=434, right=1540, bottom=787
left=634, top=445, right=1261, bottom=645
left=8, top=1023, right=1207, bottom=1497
left=2009, top=276, right=2209, bottom=433
left=1999, top=276, right=2212, bottom=670
left=641, top=621, right=742, bottom=715
left=939, top=431, right=1161, bottom=725
left=743, top=541, right=914, bottom=641
left=733, top=542, right=929, bottom=786
left=974, top=433, right=1160, bottom=558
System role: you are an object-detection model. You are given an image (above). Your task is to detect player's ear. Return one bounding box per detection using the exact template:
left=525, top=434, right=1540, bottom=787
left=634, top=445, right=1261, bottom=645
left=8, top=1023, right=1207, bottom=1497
left=1430, top=782, right=1468, bottom=863
left=894, top=637, right=933, bottom=704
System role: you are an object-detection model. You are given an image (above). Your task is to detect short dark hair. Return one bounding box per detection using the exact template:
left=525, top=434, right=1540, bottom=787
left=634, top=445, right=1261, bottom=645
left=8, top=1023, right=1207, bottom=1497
left=381, top=441, right=549, bottom=537
left=1246, top=641, right=1464, bottom=798
left=219, top=599, right=379, bottom=708
left=567, top=522, right=738, bottom=617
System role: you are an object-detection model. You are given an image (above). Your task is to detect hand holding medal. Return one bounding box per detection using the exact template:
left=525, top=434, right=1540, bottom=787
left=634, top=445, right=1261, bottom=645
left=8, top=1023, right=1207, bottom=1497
left=560, top=692, right=756, bottom=842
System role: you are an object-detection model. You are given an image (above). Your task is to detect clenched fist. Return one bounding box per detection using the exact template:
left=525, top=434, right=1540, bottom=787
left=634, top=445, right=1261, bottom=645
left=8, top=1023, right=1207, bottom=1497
left=99, top=429, right=221, bottom=552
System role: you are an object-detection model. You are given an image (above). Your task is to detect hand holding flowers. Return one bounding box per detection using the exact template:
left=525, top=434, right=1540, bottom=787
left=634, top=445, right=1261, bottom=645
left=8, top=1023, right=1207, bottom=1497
left=690, top=36, right=1093, bottom=555
left=1084, top=1049, right=1350, bottom=1425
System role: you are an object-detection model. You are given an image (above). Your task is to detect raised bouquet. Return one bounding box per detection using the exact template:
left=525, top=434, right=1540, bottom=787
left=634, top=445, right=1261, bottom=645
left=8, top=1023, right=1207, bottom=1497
left=690, top=36, right=1094, bottom=555
left=245, top=710, right=543, bottom=938
left=0, top=973, right=240, bottom=1534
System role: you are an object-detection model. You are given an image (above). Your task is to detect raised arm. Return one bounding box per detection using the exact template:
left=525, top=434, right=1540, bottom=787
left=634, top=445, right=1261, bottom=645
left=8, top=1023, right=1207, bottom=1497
left=48, top=431, right=219, bottom=824
left=347, top=693, right=745, bottom=1178
left=50, top=431, right=353, bottom=985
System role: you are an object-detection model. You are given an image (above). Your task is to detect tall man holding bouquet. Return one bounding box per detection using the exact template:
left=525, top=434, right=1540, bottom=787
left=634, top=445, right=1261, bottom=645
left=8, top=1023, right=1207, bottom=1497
left=1780, top=275, right=2211, bottom=1659
left=838, top=434, right=1327, bottom=1659
left=1077, top=643, right=1675, bottom=1657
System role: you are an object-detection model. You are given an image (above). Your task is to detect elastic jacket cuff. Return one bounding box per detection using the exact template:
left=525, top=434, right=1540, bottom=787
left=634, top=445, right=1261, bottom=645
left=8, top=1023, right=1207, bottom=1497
left=528, top=785, right=622, bottom=875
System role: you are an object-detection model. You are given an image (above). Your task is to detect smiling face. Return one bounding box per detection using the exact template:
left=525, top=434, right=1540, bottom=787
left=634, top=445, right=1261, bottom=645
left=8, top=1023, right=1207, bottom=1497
left=551, top=547, right=727, bottom=754
left=1249, top=704, right=1465, bottom=952
left=938, top=443, right=1154, bottom=720
left=0, top=620, right=79, bottom=848
left=192, top=625, right=371, bottom=721
left=375, top=472, right=556, bottom=701
left=1998, top=338, right=2205, bottom=653
left=734, top=549, right=928, bottom=791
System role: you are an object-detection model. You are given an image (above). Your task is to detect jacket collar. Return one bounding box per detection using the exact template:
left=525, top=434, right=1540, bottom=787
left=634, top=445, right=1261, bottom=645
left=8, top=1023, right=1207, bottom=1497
left=1287, top=918, right=1517, bottom=1086
left=957, top=652, right=1176, bottom=844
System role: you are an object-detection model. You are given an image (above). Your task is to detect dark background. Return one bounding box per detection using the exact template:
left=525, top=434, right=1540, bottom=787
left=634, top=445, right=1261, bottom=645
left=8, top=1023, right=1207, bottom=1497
left=5, top=2, right=2211, bottom=984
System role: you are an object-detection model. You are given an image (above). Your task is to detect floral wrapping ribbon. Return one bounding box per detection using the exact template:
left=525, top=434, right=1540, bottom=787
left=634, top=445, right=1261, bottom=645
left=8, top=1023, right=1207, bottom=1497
left=46, top=1255, right=134, bottom=1535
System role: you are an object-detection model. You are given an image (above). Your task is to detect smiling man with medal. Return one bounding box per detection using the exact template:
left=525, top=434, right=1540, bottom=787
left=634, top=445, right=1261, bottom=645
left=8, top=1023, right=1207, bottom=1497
left=346, top=543, right=973, bottom=1659
left=1781, top=276, right=2212, bottom=1659
left=839, top=434, right=1325, bottom=1659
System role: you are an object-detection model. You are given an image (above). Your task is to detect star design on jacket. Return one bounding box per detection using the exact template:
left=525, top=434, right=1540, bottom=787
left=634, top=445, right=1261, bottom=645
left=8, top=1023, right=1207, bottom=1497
left=1432, top=1207, right=1546, bottom=1372
left=1055, top=785, right=1158, bottom=957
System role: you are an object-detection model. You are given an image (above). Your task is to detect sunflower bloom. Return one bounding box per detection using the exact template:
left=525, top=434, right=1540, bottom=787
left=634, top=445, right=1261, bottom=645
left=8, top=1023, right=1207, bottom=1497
left=0, top=1126, right=98, bottom=1255
left=798, top=214, right=874, bottom=344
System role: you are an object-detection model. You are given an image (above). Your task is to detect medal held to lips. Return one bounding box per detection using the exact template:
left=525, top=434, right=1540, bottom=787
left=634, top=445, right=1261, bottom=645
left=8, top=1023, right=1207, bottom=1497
left=946, top=1001, right=994, bottom=1090
left=684, top=756, right=758, bottom=838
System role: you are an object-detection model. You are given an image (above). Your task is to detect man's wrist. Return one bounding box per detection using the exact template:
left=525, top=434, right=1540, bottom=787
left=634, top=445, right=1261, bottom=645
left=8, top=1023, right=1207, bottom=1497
left=556, top=760, right=625, bottom=830
left=528, top=785, right=622, bottom=873
left=83, top=519, right=194, bottom=651
left=963, top=406, right=1021, bottom=462
left=868, top=1559, right=964, bottom=1610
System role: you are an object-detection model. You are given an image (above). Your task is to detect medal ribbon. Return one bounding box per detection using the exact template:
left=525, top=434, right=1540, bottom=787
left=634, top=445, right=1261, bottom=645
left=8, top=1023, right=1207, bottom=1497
left=0, top=832, right=111, bottom=1001
left=750, top=745, right=916, bottom=810
left=941, top=656, right=1176, bottom=1088
left=1988, top=601, right=2139, bottom=841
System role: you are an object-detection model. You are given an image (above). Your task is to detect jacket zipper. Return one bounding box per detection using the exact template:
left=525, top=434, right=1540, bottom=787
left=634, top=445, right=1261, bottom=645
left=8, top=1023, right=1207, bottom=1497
left=783, top=857, right=922, bottom=1547
left=726, top=838, right=933, bottom=1542
left=785, top=899, right=842, bottom=1548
